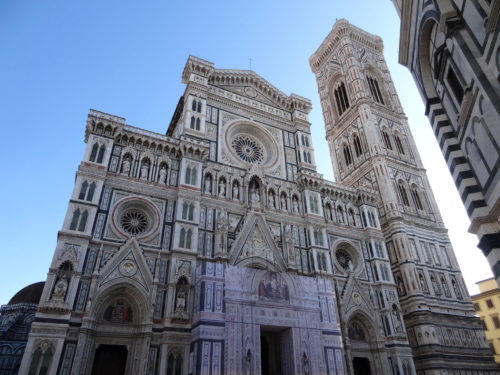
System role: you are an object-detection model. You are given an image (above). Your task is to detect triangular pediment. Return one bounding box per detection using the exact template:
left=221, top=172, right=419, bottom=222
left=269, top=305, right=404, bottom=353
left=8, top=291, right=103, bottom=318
left=340, top=275, right=376, bottom=319
left=209, top=69, right=311, bottom=113
left=97, top=238, right=154, bottom=294
left=229, top=213, right=286, bottom=272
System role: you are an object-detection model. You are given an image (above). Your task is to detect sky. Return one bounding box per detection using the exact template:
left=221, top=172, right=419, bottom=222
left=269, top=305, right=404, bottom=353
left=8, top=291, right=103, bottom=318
left=0, top=0, right=492, bottom=305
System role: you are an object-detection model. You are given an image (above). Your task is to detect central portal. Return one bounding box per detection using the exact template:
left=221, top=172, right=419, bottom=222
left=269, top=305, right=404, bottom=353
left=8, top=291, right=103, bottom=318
left=260, top=327, right=293, bottom=375
left=91, top=345, right=128, bottom=375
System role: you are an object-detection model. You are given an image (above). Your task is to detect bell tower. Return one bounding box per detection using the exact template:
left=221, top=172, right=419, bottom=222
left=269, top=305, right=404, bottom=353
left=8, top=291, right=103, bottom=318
left=310, top=19, right=496, bottom=373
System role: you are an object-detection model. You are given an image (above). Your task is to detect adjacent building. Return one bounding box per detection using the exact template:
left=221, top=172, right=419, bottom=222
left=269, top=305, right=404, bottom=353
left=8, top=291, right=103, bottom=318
left=390, top=0, right=500, bottom=284
left=472, top=277, right=500, bottom=366
left=17, top=20, right=496, bottom=375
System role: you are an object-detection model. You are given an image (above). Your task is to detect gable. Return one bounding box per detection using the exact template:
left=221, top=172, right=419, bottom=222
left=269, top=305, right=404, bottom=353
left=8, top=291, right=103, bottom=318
left=229, top=213, right=286, bottom=272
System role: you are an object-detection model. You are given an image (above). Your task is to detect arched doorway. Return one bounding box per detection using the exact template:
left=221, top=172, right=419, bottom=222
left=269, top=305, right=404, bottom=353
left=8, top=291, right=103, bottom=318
left=347, top=317, right=377, bottom=375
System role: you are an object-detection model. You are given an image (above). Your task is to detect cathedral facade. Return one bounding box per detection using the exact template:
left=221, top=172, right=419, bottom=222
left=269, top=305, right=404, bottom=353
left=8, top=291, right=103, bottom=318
left=18, top=21, right=496, bottom=375
left=390, top=0, right=500, bottom=285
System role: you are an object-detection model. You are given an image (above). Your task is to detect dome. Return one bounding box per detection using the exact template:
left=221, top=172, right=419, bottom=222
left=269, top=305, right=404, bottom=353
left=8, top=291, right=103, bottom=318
left=8, top=282, right=45, bottom=305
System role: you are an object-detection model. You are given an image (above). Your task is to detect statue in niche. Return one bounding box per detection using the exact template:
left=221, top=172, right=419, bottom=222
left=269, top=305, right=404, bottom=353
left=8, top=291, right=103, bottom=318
left=292, top=197, right=299, bottom=213
left=392, top=307, right=403, bottom=333
left=325, top=206, right=331, bottom=220
left=281, top=195, right=287, bottom=210
left=204, top=175, right=212, bottom=194
left=51, top=276, right=68, bottom=301
left=250, top=186, right=260, bottom=203
left=232, top=183, right=239, bottom=200
left=396, top=277, right=406, bottom=296
left=175, top=290, right=186, bottom=311
left=268, top=193, right=275, bottom=209
left=219, top=179, right=226, bottom=197
left=121, top=156, right=131, bottom=175
left=140, top=162, right=149, bottom=180
left=104, top=299, right=132, bottom=323
left=158, top=166, right=167, bottom=184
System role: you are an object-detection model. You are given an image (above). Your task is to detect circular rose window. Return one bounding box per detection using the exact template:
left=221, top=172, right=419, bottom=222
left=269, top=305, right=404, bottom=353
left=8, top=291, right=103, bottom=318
left=336, top=249, right=353, bottom=270
left=224, top=121, right=279, bottom=168
left=231, top=135, right=265, bottom=164
left=120, top=209, right=148, bottom=235
left=111, top=197, right=160, bottom=239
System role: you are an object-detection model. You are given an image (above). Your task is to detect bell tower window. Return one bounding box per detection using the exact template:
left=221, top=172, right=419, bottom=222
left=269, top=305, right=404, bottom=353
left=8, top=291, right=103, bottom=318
left=353, top=135, right=363, bottom=157
left=333, top=82, right=350, bottom=116
left=367, top=76, right=385, bottom=105
left=343, top=144, right=353, bottom=166
left=382, top=130, right=393, bottom=150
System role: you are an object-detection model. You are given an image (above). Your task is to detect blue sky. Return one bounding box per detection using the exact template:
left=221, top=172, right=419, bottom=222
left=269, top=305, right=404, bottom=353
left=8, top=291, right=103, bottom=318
left=0, top=0, right=491, bottom=304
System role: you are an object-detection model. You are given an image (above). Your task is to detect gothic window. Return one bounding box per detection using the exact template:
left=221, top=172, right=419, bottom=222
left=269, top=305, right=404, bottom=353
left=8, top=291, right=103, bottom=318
left=190, top=116, right=201, bottom=131
left=353, top=134, right=363, bottom=157
left=373, top=264, right=380, bottom=280
left=69, top=209, right=80, bottom=230
left=313, top=229, right=324, bottom=246
left=411, top=186, right=424, bottom=210
left=184, top=163, right=198, bottom=185
left=316, top=251, right=328, bottom=272
left=191, top=99, right=202, bottom=113
left=27, top=345, right=53, bottom=375
left=382, top=130, right=393, bottom=150
left=380, top=263, right=390, bottom=281
left=78, top=181, right=88, bottom=200
left=181, top=202, right=195, bottom=221
left=167, top=353, right=182, bottom=375
left=179, top=227, right=192, bottom=249
left=333, top=81, right=350, bottom=116
left=394, top=135, right=405, bottom=155
left=87, top=182, right=96, bottom=201
left=197, top=101, right=202, bottom=113
left=69, top=208, right=88, bottom=232
left=301, top=135, right=310, bottom=147
left=375, top=242, right=385, bottom=258
left=78, top=210, right=88, bottom=232
left=309, top=193, right=319, bottom=214
left=397, top=182, right=410, bottom=207
left=367, top=210, right=377, bottom=227
left=97, top=144, right=106, bottom=163
left=343, top=144, right=353, bottom=166
left=367, top=76, right=385, bottom=105
left=89, top=143, right=99, bottom=162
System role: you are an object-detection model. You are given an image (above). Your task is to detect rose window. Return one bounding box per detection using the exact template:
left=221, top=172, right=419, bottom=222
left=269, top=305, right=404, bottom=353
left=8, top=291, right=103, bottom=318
left=336, top=249, right=352, bottom=270
left=120, top=209, right=148, bottom=235
left=231, top=135, right=265, bottom=164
